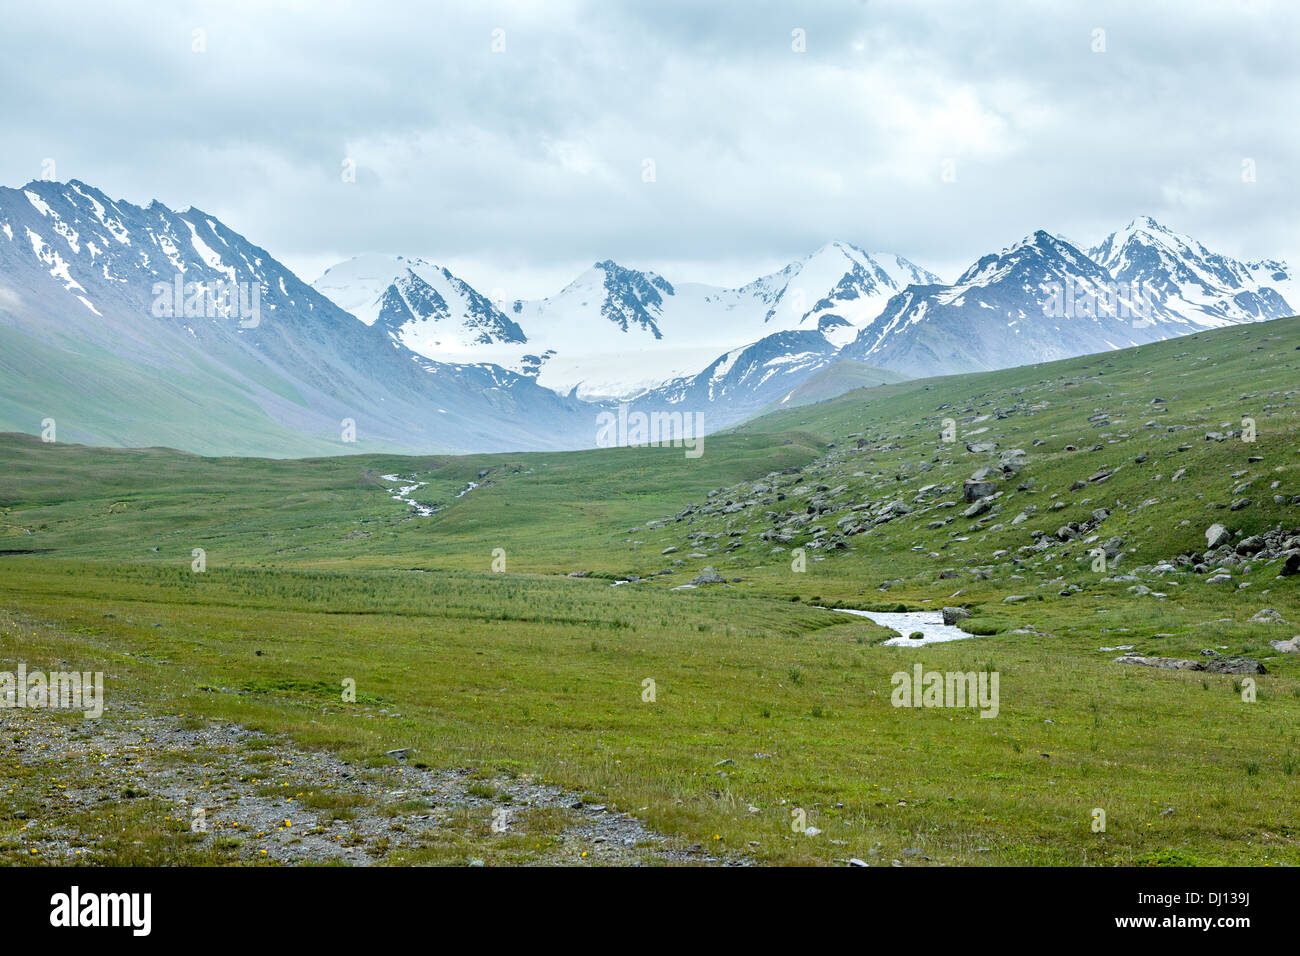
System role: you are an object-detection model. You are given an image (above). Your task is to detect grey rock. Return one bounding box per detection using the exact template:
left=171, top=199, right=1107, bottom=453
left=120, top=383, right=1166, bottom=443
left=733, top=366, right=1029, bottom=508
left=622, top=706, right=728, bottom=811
left=1116, top=655, right=1204, bottom=670
left=1236, top=536, right=1264, bottom=555
left=963, top=479, right=999, bottom=502
left=1249, top=608, right=1286, bottom=625
left=690, top=567, right=726, bottom=585
left=942, top=607, right=972, bottom=626
left=1204, top=657, right=1266, bottom=675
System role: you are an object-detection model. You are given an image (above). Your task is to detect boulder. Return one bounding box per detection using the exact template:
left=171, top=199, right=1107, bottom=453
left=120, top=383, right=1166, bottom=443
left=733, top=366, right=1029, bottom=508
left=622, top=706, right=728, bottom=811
left=963, top=479, right=999, bottom=502
left=690, top=567, right=726, bottom=585
left=1268, top=636, right=1300, bottom=653
left=1205, top=523, right=1231, bottom=550
left=878, top=499, right=911, bottom=518
left=1116, top=653, right=1266, bottom=674
left=1249, top=608, right=1286, bottom=625
left=941, top=607, right=972, bottom=626
left=1236, top=535, right=1264, bottom=555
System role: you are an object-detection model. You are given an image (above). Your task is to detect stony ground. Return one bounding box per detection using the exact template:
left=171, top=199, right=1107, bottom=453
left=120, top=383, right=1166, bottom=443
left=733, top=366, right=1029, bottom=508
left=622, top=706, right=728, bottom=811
left=1, top=701, right=750, bottom=866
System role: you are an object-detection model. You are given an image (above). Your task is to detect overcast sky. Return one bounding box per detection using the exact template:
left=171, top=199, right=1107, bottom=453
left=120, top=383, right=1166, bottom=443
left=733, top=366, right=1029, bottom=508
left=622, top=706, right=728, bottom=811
left=3, top=0, right=1296, bottom=295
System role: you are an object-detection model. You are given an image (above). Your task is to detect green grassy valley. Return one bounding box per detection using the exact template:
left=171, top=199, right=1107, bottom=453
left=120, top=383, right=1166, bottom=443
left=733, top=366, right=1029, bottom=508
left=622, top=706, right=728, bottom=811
left=3, top=316, right=1299, bottom=866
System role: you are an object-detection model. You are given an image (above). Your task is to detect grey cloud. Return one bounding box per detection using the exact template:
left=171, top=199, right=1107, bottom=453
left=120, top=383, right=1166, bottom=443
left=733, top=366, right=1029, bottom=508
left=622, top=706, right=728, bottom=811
left=2, top=0, right=1295, bottom=294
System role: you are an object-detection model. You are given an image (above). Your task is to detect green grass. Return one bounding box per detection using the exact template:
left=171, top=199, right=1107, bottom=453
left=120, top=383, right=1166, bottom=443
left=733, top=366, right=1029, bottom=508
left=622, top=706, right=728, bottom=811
left=2, top=314, right=1299, bottom=865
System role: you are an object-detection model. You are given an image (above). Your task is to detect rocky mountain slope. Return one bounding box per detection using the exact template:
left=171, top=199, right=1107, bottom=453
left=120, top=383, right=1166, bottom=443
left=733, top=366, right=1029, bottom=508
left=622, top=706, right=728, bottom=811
left=838, top=225, right=1296, bottom=378
left=0, top=180, right=595, bottom=456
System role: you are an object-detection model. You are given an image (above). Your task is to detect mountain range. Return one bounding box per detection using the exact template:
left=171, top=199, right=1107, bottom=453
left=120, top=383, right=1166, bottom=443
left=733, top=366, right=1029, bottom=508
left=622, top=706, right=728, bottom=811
left=0, top=180, right=594, bottom=456
left=313, top=242, right=939, bottom=402
left=1, top=177, right=1295, bottom=456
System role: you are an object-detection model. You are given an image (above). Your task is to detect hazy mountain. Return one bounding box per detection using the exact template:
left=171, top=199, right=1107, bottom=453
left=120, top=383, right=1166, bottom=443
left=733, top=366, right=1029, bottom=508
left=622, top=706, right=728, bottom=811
left=0, top=180, right=596, bottom=456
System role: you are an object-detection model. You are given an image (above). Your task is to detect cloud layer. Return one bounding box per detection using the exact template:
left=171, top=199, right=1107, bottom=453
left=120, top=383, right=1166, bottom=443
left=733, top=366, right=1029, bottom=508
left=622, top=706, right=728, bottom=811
left=3, top=0, right=1295, bottom=294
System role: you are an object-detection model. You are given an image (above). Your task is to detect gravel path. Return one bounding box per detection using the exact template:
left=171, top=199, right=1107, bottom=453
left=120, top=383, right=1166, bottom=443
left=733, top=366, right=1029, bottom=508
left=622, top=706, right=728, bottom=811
left=1, top=703, right=750, bottom=867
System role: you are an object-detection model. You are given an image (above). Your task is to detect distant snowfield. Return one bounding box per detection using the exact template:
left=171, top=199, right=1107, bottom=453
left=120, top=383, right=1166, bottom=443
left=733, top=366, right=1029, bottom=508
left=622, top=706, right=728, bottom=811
left=313, top=242, right=940, bottom=401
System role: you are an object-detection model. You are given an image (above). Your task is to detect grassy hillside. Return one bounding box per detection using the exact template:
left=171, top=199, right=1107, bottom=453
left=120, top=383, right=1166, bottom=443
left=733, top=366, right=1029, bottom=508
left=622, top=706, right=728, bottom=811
left=2, top=315, right=1298, bottom=866
left=0, top=324, right=386, bottom=459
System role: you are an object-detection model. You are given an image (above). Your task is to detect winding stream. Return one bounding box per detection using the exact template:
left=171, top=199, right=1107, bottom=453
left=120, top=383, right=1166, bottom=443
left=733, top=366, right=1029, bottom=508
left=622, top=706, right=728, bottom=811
left=379, top=474, right=437, bottom=517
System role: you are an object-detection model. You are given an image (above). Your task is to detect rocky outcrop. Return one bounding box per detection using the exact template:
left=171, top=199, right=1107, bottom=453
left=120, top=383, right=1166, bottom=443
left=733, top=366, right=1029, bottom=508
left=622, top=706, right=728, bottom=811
left=1117, top=654, right=1266, bottom=674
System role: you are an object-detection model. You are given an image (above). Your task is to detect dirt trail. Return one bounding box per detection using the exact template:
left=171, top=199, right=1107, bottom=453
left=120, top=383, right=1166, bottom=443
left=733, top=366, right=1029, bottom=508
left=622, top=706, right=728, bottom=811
left=1, top=703, right=750, bottom=866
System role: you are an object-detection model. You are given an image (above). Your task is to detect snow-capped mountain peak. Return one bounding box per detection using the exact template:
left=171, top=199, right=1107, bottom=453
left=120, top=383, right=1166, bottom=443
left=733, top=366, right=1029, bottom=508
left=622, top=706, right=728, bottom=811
left=537, top=259, right=675, bottom=338
left=307, top=216, right=1295, bottom=415
left=1090, top=216, right=1293, bottom=326
left=313, top=254, right=526, bottom=355
left=738, top=240, right=941, bottom=339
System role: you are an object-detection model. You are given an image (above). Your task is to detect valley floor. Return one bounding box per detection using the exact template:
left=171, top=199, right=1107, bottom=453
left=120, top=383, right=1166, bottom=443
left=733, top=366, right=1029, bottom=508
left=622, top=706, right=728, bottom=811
left=3, top=316, right=1300, bottom=866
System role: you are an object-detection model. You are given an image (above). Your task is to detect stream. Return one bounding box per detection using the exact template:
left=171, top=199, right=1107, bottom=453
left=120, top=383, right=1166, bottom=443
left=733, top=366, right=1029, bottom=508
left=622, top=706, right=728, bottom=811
left=832, top=608, right=974, bottom=646
left=379, top=474, right=437, bottom=517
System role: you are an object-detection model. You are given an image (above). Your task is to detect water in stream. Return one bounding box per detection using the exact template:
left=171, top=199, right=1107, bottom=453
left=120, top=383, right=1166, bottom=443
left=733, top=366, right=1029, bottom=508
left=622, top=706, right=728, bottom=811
left=833, top=608, right=974, bottom=646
